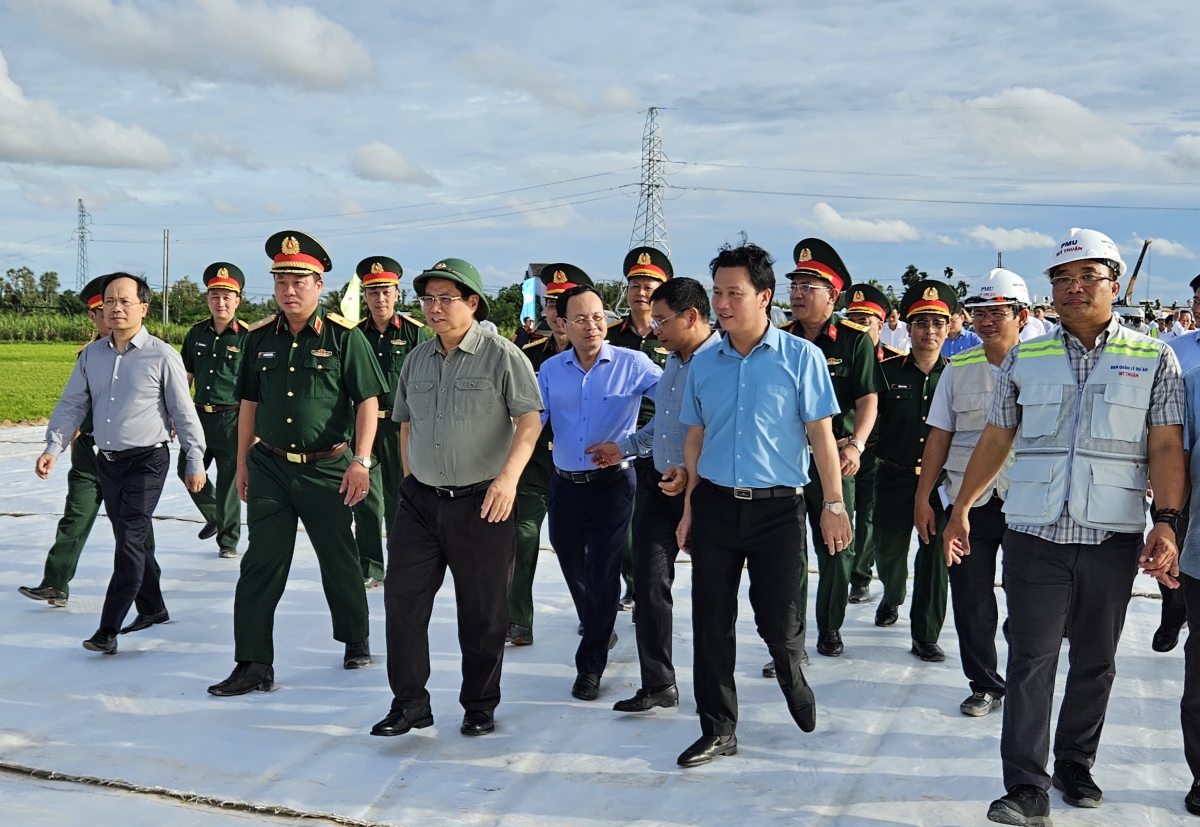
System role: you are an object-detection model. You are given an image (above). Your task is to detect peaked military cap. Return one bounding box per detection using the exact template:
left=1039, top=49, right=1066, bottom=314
left=623, top=246, right=673, bottom=282
left=413, top=257, right=490, bottom=321
left=80, top=275, right=108, bottom=311
left=540, top=263, right=594, bottom=297
left=900, top=279, right=959, bottom=319
left=788, top=238, right=851, bottom=292
left=202, top=262, right=244, bottom=293
left=357, top=256, right=403, bottom=288
left=843, top=282, right=891, bottom=320
left=265, top=230, right=331, bottom=276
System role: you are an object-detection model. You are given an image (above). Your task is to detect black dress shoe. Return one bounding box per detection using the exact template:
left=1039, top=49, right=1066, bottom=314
left=506, top=623, right=534, bottom=646
left=82, top=629, right=117, bottom=654
left=198, top=520, right=219, bottom=540
left=849, top=584, right=871, bottom=604
left=460, top=710, right=495, bottom=736
left=208, top=662, right=275, bottom=696
left=987, top=784, right=1051, bottom=826
left=1185, top=780, right=1200, bottom=816
left=816, top=630, right=843, bottom=657
left=875, top=601, right=899, bottom=627
left=911, top=641, right=946, bottom=662
left=1052, top=759, right=1102, bottom=808
left=677, top=734, right=737, bottom=767
left=19, top=584, right=68, bottom=607
left=370, top=706, right=434, bottom=736
left=784, top=684, right=817, bottom=733
left=218, top=547, right=238, bottom=559
left=119, top=609, right=169, bottom=634
left=1153, top=623, right=1183, bottom=653
left=572, top=672, right=601, bottom=701
left=613, top=685, right=679, bottom=712
left=609, top=631, right=618, bottom=650
left=344, top=639, right=371, bottom=669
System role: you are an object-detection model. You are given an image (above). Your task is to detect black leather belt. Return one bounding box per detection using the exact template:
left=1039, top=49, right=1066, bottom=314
left=881, top=458, right=921, bottom=476
left=259, top=441, right=348, bottom=464
left=196, top=403, right=239, bottom=413
left=554, top=460, right=633, bottom=484
left=99, top=442, right=166, bottom=462
left=705, top=480, right=802, bottom=500
left=424, top=479, right=493, bottom=499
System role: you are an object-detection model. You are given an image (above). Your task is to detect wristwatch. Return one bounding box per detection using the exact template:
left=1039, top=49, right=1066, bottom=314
left=1154, top=509, right=1181, bottom=535
left=352, top=454, right=373, bottom=469
left=822, top=501, right=847, bottom=516
left=845, top=439, right=866, bottom=453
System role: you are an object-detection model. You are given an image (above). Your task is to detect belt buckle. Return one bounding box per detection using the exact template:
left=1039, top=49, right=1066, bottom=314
left=377, top=410, right=389, bottom=419
left=914, top=466, right=921, bottom=476
left=285, top=451, right=304, bottom=463
left=733, top=487, right=753, bottom=500
left=202, top=404, right=215, bottom=413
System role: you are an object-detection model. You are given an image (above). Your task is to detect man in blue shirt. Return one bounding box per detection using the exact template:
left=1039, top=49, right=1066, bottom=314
left=942, top=307, right=983, bottom=357
left=1177, top=364, right=1200, bottom=815
left=539, top=284, right=661, bottom=702
left=674, top=240, right=852, bottom=768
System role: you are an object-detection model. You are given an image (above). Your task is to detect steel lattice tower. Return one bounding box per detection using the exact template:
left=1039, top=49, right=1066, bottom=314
left=629, top=107, right=670, bottom=256
left=74, top=199, right=91, bottom=289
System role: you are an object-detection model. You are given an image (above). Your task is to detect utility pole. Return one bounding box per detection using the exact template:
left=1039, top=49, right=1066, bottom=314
left=997, top=252, right=1002, bottom=268
left=73, top=199, right=91, bottom=290
left=629, top=107, right=670, bottom=256
left=161, top=230, right=169, bottom=325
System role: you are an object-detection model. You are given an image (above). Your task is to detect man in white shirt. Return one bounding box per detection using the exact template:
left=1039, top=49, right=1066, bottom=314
left=879, top=307, right=910, bottom=352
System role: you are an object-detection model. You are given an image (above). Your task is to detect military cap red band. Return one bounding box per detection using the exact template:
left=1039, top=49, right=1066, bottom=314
left=791, top=261, right=844, bottom=292
left=847, top=299, right=885, bottom=319
left=361, top=269, right=400, bottom=287
left=906, top=298, right=951, bottom=318
left=627, top=262, right=667, bottom=281
left=271, top=252, right=324, bottom=275
left=206, top=275, right=242, bottom=292
left=86, top=294, right=104, bottom=310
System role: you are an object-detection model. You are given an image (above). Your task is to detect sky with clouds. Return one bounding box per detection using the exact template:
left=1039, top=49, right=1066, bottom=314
left=1, top=0, right=1199, bottom=306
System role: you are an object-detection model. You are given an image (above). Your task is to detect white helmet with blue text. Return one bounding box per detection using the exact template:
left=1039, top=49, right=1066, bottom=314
left=1045, top=228, right=1126, bottom=278
left=964, top=268, right=1030, bottom=308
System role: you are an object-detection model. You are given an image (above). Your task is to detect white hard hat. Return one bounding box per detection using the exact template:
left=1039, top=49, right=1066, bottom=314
left=964, top=268, right=1030, bottom=307
left=1045, top=228, right=1126, bottom=278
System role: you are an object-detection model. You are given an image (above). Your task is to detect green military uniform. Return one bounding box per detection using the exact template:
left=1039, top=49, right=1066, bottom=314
left=350, top=255, right=433, bottom=582
left=872, top=280, right=956, bottom=648
left=177, top=262, right=248, bottom=556
left=231, top=232, right=386, bottom=665
left=606, top=246, right=673, bottom=604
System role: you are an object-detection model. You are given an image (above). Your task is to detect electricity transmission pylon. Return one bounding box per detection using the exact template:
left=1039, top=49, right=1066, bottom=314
left=629, top=107, right=669, bottom=256
left=74, top=199, right=91, bottom=289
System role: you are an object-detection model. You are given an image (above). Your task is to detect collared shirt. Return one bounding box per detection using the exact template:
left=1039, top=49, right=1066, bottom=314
left=926, top=360, right=1002, bottom=432
left=45, top=326, right=207, bottom=474
left=681, top=322, right=840, bottom=489
left=779, top=316, right=881, bottom=440
left=394, top=321, right=542, bottom=487
left=1169, top=330, right=1200, bottom=375
left=989, top=314, right=1184, bottom=544
left=875, top=352, right=947, bottom=468
left=238, top=309, right=386, bottom=454
left=880, top=322, right=910, bottom=352
left=520, top=334, right=572, bottom=448
left=539, top=341, right=660, bottom=472
left=617, top=331, right=720, bottom=472
left=1019, top=316, right=1047, bottom=341
left=607, top=314, right=669, bottom=430
left=358, top=313, right=433, bottom=410
left=182, top=317, right=247, bottom=407
left=942, top=328, right=983, bottom=357
left=1179, top=365, right=1200, bottom=579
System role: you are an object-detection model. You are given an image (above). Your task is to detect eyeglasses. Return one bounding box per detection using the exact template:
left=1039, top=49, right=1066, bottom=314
left=418, top=295, right=463, bottom=309
left=1189, top=297, right=1200, bottom=307
left=569, top=314, right=607, bottom=329
left=1049, top=273, right=1112, bottom=289
left=788, top=283, right=832, bottom=295
left=910, top=318, right=949, bottom=330
left=103, top=298, right=146, bottom=308
left=969, top=308, right=1014, bottom=321
left=649, top=311, right=683, bottom=332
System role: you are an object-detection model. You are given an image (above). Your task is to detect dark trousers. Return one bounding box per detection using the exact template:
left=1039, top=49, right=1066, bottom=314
left=508, top=442, right=553, bottom=630
left=95, top=445, right=169, bottom=633
left=798, top=459, right=857, bottom=635
left=234, top=446, right=369, bottom=663
left=1181, top=573, right=1200, bottom=779
left=620, top=455, right=656, bottom=598
left=691, top=480, right=809, bottom=736
left=1000, top=529, right=1140, bottom=792
left=352, top=418, right=403, bottom=581
left=631, top=464, right=685, bottom=691
left=850, top=447, right=880, bottom=589
left=177, top=409, right=241, bottom=551
left=1159, top=500, right=1191, bottom=634
left=548, top=467, right=635, bottom=676
left=385, top=475, right=515, bottom=713
left=947, top=495, right=1006, bottom=696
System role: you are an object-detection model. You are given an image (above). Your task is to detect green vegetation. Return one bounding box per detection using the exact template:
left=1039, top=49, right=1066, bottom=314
left=0, top=342, right=79, bottom=422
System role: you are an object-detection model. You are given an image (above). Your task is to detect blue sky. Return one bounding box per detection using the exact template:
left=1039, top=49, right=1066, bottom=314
left=1, top=0, right=1198, bottom=307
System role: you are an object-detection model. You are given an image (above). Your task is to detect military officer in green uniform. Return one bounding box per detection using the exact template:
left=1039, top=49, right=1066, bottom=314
left=779, top=239, right=881, bottom=659
left=507, top=264, right=591, bottom=645
left=208, top=231, right=387, bottom=697
left=872, top=280, right=956, bottom=662
left=18, top=277, right=155, bottom=607
left=352, top=256, right=433, bottom=587
left=606, top=246, right=672, bottom=610
left=178, top=263, right=248, bottom=558
left=843, top=283, right=905, bottom=605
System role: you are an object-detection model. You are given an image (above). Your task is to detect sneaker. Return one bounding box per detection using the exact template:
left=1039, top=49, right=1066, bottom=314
left=987, top=785, right=1052, bottom=826
left=1051, top=759, right=1102, bottom=808
left=960, top=691, right=1003, bottom=717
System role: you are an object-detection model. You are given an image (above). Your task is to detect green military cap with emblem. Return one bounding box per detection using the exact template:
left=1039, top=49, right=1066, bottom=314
left=540, top=263, right=594, bottom=297
left=357, top=256, right=403, bottom=288
left=843, top=282, right=892, bottom=319
left=900, top=279, right=959, bottom=319
left=623, top=246, right=673, bottom=282
left=413, top=258, right=490, bottom=321
left=265, top=230, right=331, bottom=276
left=203, top=262, right=245, bottom=293
left=80, top=275, right=108, bottom=311
left=788, top=238, right=851, bottom=292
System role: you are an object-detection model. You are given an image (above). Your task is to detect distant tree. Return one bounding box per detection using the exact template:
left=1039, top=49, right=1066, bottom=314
left=594, top=279, right=626, bottom=312
left=37, top=271, right=60, bottom=306
left=901, top=264, right=928, bottom=288
left=487, top=282, right=525, bottom=333
left=943, top=266, right=954, bottom=279
left=58, top=289, right=86, bottom=316
left=955, top=280, right=970, bottom=298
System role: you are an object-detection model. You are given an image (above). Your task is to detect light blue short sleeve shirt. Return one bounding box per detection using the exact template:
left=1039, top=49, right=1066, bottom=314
left=1181, top=365, right=1200, bottom=579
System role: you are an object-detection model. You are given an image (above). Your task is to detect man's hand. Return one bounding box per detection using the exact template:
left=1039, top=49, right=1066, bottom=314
left=915, top=499, right=937, bottom=544
left=35, top=453, right=56, bottom=479
left=820, top=508, right=853, bottom=555
left=659, top=466, right=687, bottom=496
left=339, top=461, right=370, bottom=507
left=481, top=472, right=519, bottom=523
left=676, top=506, right=693, bottom=554
left=839, top=445, right=861, bottom=476
left=1141, top=524, right=1181, bottom=589
left=944, top=509, right=971, bottom=566
left=585, top=442, right=623, bottom=468
left=236, top=463, right=249, bottom=502
left=184, top=473, right=207, bottom=493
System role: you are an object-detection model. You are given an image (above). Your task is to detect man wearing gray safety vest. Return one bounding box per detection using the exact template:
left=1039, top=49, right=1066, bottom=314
left=944, top=228, right=1185, bottom=827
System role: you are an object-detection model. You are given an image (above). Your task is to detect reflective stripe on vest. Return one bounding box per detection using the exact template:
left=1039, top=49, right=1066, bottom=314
left=944, top=345, right=1005, bottom=507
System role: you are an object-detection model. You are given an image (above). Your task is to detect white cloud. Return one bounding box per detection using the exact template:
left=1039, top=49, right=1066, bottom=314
left=810, top=202, right=919, bottom=243
left=209, top=197, right=241, bottom=216
left=1170, top=135, right=1200, bottom=170
left=1129, top=235, right=1195, bottom=260
left=0, top=50, right=175, bottom=169
left=464, top=47, right=638, bottom=115
left=192, top=133, right=261, bottom=170
left=965, top=87, right=1147, bottom=168
left=7, top=168, right=134, bottom=209
left=10, top=0, right=373, bottom=90
left=966, top=225, right=1056, bottom=250
left=351, top=143, right=438, bottom=187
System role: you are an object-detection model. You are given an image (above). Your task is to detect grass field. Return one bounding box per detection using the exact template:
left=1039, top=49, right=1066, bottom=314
left=0, top=342, right=84, bottom=422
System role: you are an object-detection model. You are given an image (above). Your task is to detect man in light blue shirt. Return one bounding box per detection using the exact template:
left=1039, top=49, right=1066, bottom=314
left=538, top=284, right=660, bottom=702
left=942, top=308, right=983, bottom=357
left=673, top=240, right=852, bottom=769
left=1176, top=364, right=1200, bottom=814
